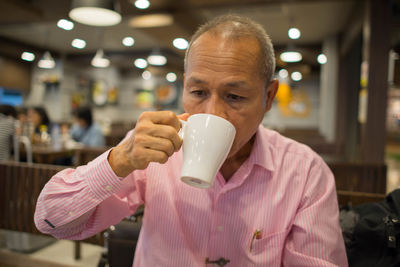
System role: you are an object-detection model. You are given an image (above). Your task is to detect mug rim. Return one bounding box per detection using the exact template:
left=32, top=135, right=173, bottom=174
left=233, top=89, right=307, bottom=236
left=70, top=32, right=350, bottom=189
left=188, top=113, right=235, bottom=130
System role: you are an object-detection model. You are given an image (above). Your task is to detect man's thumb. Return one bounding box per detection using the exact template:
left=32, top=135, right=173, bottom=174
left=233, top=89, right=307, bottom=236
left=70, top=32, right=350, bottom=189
left=177, top=113, right=190, bottom=121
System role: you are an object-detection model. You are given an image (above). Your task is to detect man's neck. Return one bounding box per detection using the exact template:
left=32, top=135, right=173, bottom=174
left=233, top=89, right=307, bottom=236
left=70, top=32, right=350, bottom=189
left=220, top=135, right=256, bottom=181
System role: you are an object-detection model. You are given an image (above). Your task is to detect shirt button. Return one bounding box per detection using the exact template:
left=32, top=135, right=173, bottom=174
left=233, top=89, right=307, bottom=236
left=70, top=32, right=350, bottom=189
left=69, top=211, right=74, bottom=216
left=105, top=185, right=112, bottom=191
left=217, top=226, right=223, bottom=231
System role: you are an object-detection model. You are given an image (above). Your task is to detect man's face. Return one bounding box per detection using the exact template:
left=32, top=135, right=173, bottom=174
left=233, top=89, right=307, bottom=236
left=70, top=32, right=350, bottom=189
left=183, top=32, right=278, bottom=159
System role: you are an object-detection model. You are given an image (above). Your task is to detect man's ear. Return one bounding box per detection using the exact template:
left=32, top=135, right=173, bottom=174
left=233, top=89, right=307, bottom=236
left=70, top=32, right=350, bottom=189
left=265, top=79, right=279, bottom=112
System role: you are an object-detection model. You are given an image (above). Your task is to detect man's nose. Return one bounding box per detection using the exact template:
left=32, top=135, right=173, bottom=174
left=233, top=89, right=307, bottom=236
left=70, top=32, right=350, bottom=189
left=204, top=96, right=228, bottom=120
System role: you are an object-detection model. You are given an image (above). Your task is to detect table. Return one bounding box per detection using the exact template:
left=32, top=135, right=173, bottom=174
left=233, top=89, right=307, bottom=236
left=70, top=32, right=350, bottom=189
left=19, top=143, right=109, bottom=166
left=32, top=146, right=75, bottom=164
left=18, top=144, right=75, bottom=165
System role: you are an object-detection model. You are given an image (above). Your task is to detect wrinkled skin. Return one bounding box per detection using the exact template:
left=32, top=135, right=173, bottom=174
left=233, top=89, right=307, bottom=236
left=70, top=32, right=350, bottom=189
left=108, top=32, right=278, bottom=180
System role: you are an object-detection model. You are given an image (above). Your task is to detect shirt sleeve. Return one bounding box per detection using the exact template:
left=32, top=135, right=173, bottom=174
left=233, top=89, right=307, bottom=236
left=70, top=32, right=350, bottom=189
left=283, top=158, right=348, bottom=267
left=34, top=148, right=146, bottom=240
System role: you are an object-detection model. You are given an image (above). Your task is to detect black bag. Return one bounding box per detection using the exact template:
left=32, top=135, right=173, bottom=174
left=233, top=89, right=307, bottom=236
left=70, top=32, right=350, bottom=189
left=98, top=209, right=143, bottom=267
left=345, top=189, right=400, bottom=267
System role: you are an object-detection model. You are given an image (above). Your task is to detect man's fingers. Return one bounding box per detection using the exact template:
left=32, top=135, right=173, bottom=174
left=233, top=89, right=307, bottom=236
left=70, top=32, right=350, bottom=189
left=130, top=146, right=169, bottom=169
left=136, top=135, right=176, bottom=157
left=177, top=113, right=190, bottom=122
left=177, top=113, right=190, bottom=132
left=111, top=111, right=185, bottom=174
left=126, top=111, right=185, bottom=171
left=139, top=111, right=181, bottom=131
left=141, top=148, right=169, bottom=165
left=151, top=125, right=182, bottom=151
left=136, top=123, right=182, bottom=151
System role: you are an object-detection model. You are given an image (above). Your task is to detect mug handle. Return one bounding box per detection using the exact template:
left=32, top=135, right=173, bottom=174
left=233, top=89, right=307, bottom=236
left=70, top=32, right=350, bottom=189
left=178, top=119, right=186, bottom=139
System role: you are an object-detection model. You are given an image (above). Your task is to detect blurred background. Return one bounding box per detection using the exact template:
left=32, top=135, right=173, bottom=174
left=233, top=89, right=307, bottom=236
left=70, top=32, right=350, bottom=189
left=0, top=0, right=398, bottom=266
left=0, top=0, right=394, bottom=158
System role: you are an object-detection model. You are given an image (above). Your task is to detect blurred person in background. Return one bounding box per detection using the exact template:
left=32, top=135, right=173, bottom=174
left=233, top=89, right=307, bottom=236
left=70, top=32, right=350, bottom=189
left=0, top=104, right=17, bottom=160
left=16, top=106, right=28, bottom=125
left=28, top=106, right=51, bottom=144
left=15, top=106, right=29, bottom=136
left=70, top=106, right=105, bottom=147
left=28, top=106, right=51, bottom=134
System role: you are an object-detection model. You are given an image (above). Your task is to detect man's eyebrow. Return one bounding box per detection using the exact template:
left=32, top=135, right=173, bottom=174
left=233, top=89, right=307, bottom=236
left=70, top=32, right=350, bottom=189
left=187, top=77, right=250, bottom=89
left=223, top=81, right=250, bottom=88
left=187, top=77, right=208, bottom=85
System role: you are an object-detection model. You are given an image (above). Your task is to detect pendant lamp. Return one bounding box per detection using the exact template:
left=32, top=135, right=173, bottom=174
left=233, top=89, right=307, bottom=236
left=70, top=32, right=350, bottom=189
left=147, top=50, right=167, bottom=66
left=280, top=43, right=302, bottom=63
left=69, top=0, right=121, bottom=26
left=38, top=51, right=55, bottom=69
left=91, top=49, right=110, bottom=68
left=280, top=51, right=302, bottom=63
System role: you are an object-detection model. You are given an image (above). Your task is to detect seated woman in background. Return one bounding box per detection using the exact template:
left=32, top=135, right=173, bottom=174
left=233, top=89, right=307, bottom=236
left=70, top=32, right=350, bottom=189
left=28, top=106, right=51, bottom=134
left=28, top=106, right=51, bottom=144
left=70, top=106, right=105, bottom=147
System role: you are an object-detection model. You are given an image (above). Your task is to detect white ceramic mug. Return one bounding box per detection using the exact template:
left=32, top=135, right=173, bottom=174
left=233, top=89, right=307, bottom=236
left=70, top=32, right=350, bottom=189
left=179, top=114, right=236, bottom=189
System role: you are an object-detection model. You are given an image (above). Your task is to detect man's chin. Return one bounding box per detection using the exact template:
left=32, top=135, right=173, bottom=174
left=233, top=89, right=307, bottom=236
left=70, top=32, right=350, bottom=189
left=225, top=147, right=240, bottom=161
left=226, top=137, right=255, bottom=162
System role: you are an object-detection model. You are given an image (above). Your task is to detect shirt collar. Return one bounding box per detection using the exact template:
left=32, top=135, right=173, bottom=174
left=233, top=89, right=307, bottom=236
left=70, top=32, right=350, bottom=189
left=249, top=125, right=275, bottom=172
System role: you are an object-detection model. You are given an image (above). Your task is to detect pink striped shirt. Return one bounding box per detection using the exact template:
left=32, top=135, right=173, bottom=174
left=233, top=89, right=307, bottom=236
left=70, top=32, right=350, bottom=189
left=35, top=126, right=348, bottom=266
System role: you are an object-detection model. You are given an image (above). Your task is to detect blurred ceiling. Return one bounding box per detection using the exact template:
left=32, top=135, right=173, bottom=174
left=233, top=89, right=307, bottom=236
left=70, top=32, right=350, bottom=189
left=0, top=0, right=363, bottom=73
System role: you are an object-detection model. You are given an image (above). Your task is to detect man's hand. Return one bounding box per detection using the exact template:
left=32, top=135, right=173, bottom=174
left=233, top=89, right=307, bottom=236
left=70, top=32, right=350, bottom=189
left=108, top=111, right=189, bottom=177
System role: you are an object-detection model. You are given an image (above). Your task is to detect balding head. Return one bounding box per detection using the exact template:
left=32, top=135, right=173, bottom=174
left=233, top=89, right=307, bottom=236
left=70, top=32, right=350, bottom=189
left=184, top=14, right=276, bottom=86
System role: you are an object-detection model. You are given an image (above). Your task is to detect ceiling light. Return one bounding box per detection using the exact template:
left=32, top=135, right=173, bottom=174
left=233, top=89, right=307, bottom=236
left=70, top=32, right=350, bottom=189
left=280, top=51, right=302, bottom=63
left=278, top=69, right=288, bottom=79
left=291, top=71, right=302, bottom=81
left=129, top=14, right=173, bottom=28
left=21, top=52, right=35, bottom=62
left=317, top=53, right=327, bottom=64
left=134, top=0, right=150, bottom=9
left=122, top=37, right=135, bottom=47
left=38, top=51, right=55, bottom=69
left=69, top=0, right=121, bottom=26
left=57, top=19, right=74, bottom=30
left=173, top=38, right=188, bottom=50
left=134, top=58, right=148, bottom=69
left=71, top=38, right=86, bottom=49
left=288, top=28, right=301, bottom=40
left=166, top=72, right=177, bottom=82
left=147, top=52, right=167, bottom=66
left=91, top=49, right=110, bottom=68
left=142, top=70, right=152, bottom=80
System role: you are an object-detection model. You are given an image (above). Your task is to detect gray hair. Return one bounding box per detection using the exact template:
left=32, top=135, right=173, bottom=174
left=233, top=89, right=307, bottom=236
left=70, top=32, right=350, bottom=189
left=184, top=14, right=276, bottom=85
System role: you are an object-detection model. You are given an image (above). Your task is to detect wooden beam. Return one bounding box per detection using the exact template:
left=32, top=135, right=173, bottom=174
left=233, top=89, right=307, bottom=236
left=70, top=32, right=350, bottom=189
left=359, top=0, right=391, bottom=163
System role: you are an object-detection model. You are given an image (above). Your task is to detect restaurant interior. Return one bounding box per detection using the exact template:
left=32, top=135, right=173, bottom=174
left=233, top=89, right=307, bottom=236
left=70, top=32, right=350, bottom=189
left=0, top=0, right=398, bottom=266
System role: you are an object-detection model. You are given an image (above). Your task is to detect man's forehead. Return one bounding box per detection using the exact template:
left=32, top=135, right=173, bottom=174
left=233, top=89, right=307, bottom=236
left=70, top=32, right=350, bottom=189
left=188, top=34, right=260, bottom=63
left=192, top=31, right=258, bottom=47
left=185, top=32, right=264, bottom=84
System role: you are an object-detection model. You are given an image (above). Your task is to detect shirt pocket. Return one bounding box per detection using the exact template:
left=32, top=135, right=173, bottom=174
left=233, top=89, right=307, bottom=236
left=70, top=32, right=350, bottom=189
left=250, top=228, right=289, bottom=255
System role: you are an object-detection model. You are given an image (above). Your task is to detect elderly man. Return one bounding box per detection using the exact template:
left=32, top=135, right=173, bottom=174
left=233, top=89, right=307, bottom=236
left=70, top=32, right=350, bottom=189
left=35, top=14, right=347, bottom=266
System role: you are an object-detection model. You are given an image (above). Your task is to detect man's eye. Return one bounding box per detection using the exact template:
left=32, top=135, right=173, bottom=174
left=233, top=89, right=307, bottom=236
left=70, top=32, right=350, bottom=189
left=191, top=90, right=206, bottom=97
left=227, top=94, right=245, bottom=101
